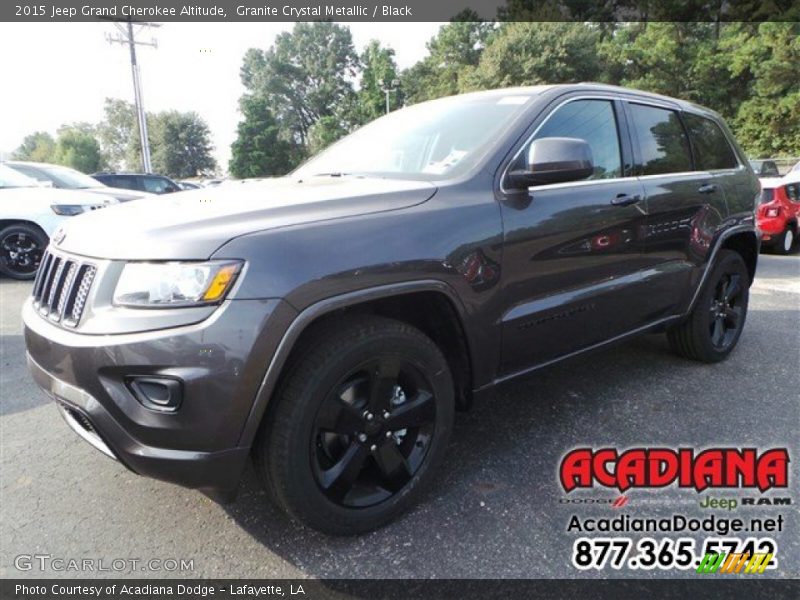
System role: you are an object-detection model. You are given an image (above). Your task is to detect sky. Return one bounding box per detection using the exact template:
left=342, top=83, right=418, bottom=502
left=0, top=22, right=444, bottom=172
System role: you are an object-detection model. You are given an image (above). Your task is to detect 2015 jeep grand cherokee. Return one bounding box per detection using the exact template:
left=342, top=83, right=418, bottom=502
left=24, top=84, right=760, bottom=535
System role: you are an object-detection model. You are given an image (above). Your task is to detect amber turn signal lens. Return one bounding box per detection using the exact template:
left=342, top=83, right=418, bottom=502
left=202, top=264, right=240, bottom=301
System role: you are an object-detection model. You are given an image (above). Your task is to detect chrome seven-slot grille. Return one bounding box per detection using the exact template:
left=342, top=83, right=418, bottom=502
left=32, top=250, right=97, bottom=328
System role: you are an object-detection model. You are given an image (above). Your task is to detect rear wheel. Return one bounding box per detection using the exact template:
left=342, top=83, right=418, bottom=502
left=668, top=250, right=749, bottom=363
left=254, top=315, right=454, bottom=535
left=0, top=223, right=47, bottom=280
left=773, top=226, right=795, bottom=255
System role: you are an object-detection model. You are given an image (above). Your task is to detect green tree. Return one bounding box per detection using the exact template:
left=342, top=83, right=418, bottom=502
left=240, top=22, right=359, bottom=146
left=96, top=98, right=137, bottom=171
left=229, top=95, right=295, bottom=178
left=402, top=14, right=494, bottom=103
left=148, top=111, right=216, bottom=178
left=357, top=40, right=403, bottom=122
left=96, top=99, right=216, bottom=176
left=13, top=131, right=55, bottom=162
left=598, top=22, right=799, bottom=156
left=50, top=124, right=105, bottom=173
left=599, top=23, right=732, bottom=109
left=728, top=22, right=800, bottom=156
left=463, top=22, right=602, bottom=91
left=307, top=116, right=350, bottom=156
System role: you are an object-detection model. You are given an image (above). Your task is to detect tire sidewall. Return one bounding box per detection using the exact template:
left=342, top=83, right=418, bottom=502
left=778, top=228, right=794, bottom=254
left=272, top=327, right=454, bottom=533
left=692, top=251, right=750, bottom=361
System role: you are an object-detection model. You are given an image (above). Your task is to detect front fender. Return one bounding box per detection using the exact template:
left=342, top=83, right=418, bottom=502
left=235, top=279, right=468, bottom=448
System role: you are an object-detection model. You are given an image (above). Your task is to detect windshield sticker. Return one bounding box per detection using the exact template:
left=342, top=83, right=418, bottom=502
left=423, top=150, right=468, bottom=174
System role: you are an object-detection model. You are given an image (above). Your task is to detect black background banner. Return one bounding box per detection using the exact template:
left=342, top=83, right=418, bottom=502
left=2, top=0, right=800, bottom=22
left=3, top=580, right=800, bottom=600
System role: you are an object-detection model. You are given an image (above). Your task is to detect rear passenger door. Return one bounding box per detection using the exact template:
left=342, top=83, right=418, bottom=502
left=625, top=101, right=729, bottom=319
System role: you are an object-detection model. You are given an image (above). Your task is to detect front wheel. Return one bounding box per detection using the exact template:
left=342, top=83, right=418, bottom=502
left=667, top=250, right=750, bottom=363
left=0, top=223, right=47, bottom=280
left=254, top=315, right=455, bottom=535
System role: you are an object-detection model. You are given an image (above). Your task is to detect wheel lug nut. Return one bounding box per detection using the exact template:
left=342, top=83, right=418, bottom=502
left=383, top=411, right=390, bottom=419
left=364, top=412, right=374, bottom=421
left=370, top=444, right=377, bottom=452
left=357, top=433, right=367, bottom=443
left=386, top=431, right=393, bottom=438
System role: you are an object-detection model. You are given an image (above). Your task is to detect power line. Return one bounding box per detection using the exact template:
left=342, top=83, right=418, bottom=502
left=105, top=20, right=159, bottom=173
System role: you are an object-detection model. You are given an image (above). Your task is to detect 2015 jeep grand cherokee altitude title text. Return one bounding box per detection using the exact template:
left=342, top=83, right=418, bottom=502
left=24, top=85, right=760, bottom=535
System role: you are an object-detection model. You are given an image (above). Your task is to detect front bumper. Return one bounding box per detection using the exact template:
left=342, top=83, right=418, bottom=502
left=23, top=296, right=296, bottom=499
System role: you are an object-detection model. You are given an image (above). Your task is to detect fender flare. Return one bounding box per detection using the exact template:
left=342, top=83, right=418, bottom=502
left=685, top=224, right=759, bottom=314
left=237, top=279, right=468, bottom=448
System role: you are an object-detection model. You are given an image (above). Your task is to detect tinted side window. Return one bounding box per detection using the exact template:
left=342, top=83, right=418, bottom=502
left=142, top=176, right=172, bottom=193
left=628, top=103, right=692, bottom=175
left=115, top=176, right=131, bottom=189
left=533, top=99, right=622, bottom=179
left=762, top=161, right=779, bottom=176
left=683, top=113, right=738, bottom=170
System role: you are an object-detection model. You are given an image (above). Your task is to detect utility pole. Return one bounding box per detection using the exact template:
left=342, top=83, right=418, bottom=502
left=378, top=79, right=400, bottom=115
left=106, top=21, right=159, bottom=173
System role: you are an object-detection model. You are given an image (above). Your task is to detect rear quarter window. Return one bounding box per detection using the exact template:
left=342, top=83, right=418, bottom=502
left=683, top=113, right=739, bottom=170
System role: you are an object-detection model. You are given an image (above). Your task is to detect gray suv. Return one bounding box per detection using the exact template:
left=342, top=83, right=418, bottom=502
left=24, top=84, right=760, bottom=534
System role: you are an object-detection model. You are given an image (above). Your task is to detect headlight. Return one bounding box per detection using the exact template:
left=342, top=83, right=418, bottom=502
left=51, top=205, right=87, bottom=216
left=113, top=261, right=243, bottom=308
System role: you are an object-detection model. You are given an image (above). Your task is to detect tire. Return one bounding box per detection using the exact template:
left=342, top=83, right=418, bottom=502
left=0, top=223, right=48, bottom=280
left=667, top=250, right=750, bottom=363
left=254, top=315, right=455, bottom=535
left=773, top=226, right=795, bottom=255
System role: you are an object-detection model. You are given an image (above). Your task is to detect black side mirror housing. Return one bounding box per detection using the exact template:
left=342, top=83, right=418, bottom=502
left=507, top=137, right=595, bottom=189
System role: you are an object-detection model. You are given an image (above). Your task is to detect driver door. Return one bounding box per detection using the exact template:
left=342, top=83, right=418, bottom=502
left=498, top=98, right=651, bottom=375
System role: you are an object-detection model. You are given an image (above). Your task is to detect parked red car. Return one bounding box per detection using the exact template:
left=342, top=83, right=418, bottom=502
left=758, top=175, right=800, bottom=254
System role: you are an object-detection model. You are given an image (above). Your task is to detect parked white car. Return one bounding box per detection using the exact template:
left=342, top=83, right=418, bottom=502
left=0, top=164, right=116, bottom=279
left=5, top=161, right=152, bottom=203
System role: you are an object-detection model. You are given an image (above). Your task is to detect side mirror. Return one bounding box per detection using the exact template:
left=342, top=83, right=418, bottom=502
left=507, top=137, right=595, bottom=189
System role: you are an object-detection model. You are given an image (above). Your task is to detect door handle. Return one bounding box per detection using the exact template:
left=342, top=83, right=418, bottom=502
left=610, top=193, right=642, bottom=207
left=698, top=183, right=718, bottom=194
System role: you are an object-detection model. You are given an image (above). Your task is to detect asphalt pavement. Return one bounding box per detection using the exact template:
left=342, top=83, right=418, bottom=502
left=1, top=252, right=798, bottom=579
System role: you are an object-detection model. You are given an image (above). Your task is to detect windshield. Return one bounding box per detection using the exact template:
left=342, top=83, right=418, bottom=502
left=0, top=164, right=38, bottom=189
left=294, top=92, right=536, bottom=180
left=42, top=164, right=103, bottom=189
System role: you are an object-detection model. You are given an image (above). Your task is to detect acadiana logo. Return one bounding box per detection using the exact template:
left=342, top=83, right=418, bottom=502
left=560, top=447, right=789, bottom=493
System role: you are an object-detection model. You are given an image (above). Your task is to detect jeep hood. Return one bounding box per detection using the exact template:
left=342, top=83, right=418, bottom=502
left=53, top=176, right=437, bottom=260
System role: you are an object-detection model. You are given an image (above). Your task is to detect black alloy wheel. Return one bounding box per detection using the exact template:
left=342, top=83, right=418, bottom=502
left=311, top=357, right=436, bottom=508
left=0, top=224, right=47, bottom=280
left=708, top=272, right=744, bottom=352
left=667, top=249, right=750, bottom=363
left=254, top=315, right=454, bottom=535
